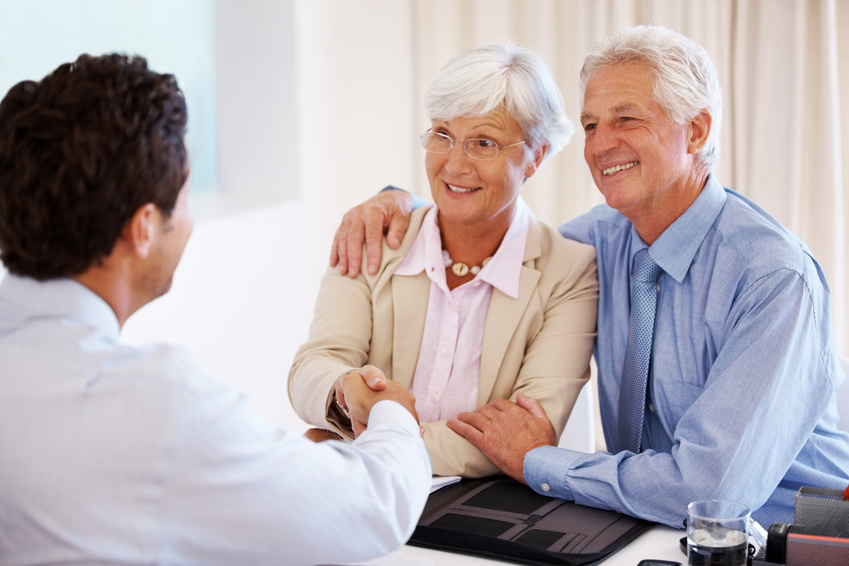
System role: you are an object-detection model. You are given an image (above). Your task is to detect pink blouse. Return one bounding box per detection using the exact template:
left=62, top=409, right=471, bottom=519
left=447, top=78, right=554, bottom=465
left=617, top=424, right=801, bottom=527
left=394, top=199, right=530, bottom=422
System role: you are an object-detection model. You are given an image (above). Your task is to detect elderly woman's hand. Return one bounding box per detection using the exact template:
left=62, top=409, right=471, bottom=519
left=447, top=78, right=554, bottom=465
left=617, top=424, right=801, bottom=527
left=334, top=365, right=419, bottom=437
left=329, top=189, right=414, bottom=278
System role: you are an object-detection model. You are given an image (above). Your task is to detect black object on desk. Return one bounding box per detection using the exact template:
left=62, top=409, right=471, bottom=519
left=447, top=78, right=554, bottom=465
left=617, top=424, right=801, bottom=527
left=408, top=476, right=654, bottom=566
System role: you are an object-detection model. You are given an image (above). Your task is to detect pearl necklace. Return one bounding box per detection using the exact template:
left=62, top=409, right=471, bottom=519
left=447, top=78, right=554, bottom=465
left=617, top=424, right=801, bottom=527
left=442, top=249, right=492, bottom=277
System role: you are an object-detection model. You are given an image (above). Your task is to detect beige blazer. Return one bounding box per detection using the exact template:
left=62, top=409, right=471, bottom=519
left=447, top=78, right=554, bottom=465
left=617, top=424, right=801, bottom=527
left=289, top=205, right=598, bottom=477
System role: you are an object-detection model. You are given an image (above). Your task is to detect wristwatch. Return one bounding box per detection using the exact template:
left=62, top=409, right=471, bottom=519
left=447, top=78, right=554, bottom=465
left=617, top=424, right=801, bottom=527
left=328, top=389, right=352, bottom=431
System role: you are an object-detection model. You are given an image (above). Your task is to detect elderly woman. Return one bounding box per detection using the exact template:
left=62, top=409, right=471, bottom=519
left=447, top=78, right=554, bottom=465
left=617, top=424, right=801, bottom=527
left=288, top=43, right=598, bottom=477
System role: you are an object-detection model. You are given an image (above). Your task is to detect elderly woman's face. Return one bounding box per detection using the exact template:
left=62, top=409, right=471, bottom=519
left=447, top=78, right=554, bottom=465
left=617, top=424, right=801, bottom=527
left=426, top=107, right=540, bottom=233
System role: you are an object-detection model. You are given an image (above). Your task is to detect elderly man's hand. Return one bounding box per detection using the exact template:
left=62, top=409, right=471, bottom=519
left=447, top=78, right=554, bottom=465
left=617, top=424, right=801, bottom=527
left=448, top=393, right=556, bottom=483
left=334, top=365, right=419, bottom=437
left=329, top=189, right=414, bottom=278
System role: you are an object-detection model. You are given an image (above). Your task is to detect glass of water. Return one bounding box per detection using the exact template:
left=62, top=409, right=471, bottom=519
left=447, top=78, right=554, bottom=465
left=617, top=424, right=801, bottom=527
left=687, top=499, right=750, bottom=566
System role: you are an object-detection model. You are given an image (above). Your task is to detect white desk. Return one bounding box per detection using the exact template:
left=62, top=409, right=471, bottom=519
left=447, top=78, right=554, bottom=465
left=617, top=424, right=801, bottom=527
left=364, top=524, right=684, bottom=565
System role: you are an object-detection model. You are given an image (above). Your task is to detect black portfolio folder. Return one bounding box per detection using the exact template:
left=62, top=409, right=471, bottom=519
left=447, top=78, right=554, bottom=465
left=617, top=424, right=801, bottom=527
left=409, top=476, right=654, bottom=566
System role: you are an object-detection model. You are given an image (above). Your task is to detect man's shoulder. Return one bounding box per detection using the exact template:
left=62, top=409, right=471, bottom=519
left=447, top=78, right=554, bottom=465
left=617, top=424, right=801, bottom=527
left=131, top=341, right=221, bottom=383
left=713, top=189, right=813, bottom=272
left=536, top=218, right=597, bottom=263
left=558, top=203, right=630, bottom=246
left=95, top=340, right=230, bottom=406
left=124, top=341, right=200, bottom=376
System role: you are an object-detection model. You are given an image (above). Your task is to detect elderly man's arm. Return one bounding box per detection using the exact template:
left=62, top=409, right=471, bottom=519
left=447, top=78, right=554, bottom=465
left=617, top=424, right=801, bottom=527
left=461, top=268, right=843, bottom=528
left=448, top=393, right=556, bottom=482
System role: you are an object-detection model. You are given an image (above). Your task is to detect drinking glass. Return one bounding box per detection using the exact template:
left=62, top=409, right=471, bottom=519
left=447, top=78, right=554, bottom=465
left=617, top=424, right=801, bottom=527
left=687, top=499, right=750, bottom=566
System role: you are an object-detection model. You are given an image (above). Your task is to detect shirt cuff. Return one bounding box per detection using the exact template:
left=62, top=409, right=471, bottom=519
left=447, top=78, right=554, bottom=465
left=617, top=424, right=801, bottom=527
left=367, top=400, right=420, bottom=438
left=524, top=445, right=583, bottom=501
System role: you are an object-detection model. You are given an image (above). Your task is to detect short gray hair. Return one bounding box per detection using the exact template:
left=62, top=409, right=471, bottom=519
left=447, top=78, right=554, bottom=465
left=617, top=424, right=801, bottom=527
left=579, top=26, right=723, bottom=173
left=423, top=43, right=574, bottom=164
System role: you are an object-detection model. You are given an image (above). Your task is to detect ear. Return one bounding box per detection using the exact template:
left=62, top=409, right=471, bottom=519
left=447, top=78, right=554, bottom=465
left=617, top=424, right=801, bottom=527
left=687, top=110, right=712, bottom=154
left=524, top=144, right=548, bottom=179
left=122, top=203, right=159, bottom=258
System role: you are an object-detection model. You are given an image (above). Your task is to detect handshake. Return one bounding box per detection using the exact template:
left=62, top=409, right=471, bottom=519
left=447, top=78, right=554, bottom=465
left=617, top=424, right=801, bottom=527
left=305, top=365, right=422, bottom=442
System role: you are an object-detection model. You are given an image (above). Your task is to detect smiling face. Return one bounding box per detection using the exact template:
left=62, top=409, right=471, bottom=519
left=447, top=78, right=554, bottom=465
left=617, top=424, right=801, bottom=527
left=580, top=62, right=707, bottom=239
left=426, top=107, right=542, bottom=237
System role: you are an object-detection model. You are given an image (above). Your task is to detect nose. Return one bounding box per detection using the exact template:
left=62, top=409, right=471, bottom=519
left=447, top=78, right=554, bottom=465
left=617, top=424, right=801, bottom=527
left=443, top=140, right=475, bottom=174
left=587, top=123, right=619, bottom=156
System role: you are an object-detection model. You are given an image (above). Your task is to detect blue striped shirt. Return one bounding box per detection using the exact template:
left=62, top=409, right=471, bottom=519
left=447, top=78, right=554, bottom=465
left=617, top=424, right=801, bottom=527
left=525, top=174, right=849, bottom=528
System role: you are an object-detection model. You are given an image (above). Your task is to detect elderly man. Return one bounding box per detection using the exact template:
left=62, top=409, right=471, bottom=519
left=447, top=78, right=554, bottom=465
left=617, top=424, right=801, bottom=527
left=0, top=53, right=430, bottom=564
left=329, top=25, right=849, bottom=529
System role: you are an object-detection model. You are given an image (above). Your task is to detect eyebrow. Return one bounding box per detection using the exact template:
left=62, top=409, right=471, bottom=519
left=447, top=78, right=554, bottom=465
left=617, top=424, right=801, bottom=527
left=433, top=120, right=511, bottom=139
left=612, top=103, right=639, bottom=114
left=581, top=103, right=641, bottom=123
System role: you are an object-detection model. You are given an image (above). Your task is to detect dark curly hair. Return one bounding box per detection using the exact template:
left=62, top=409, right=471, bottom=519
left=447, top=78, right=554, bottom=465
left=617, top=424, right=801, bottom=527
left=0, top=53, right=188, bottom=280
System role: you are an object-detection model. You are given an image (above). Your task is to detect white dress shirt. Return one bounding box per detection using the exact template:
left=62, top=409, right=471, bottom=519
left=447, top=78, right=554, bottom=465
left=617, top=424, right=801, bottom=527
left=0, top=274, right=431, bottom=565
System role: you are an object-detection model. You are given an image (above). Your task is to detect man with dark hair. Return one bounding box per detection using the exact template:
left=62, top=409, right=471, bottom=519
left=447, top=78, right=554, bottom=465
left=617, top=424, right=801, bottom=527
left=0, top=54, right=430, bottom=564
left=0, top=54, right=189, bottom=283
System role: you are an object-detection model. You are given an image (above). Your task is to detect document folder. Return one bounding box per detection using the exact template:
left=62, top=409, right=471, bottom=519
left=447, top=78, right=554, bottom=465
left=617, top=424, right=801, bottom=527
left=409, top=476, right=654, bottom=566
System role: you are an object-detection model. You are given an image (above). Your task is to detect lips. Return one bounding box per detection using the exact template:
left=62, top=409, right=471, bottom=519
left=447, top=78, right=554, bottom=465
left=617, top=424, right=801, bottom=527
left=602, top=161, right=638, bottom=176
left=447, top=183, right=481, bottom=194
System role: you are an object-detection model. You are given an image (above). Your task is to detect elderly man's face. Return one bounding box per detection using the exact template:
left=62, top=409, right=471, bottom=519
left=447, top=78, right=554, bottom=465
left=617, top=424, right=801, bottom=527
left=580, top=62, right=694, bottom=225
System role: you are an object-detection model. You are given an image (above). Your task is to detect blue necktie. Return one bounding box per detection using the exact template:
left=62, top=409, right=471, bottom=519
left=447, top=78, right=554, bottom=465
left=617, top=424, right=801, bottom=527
left=617, top=248, right=662, bottom=454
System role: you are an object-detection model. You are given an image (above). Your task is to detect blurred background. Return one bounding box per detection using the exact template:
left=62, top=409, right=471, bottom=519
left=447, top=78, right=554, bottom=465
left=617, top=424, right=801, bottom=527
left=1, top=0, right=846, bottom=441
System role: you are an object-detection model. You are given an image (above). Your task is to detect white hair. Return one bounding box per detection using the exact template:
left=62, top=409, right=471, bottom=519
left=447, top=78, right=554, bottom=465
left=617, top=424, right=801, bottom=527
left=423, top=43, right=574, bottom=164
left=579, top=26, right=723, bottom=173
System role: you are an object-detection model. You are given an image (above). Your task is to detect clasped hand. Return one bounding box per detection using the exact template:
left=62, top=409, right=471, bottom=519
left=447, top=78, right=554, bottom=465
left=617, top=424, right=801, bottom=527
left=321, top=367, right=555, bottom=486
left=333, top=365, right=421, bottom=437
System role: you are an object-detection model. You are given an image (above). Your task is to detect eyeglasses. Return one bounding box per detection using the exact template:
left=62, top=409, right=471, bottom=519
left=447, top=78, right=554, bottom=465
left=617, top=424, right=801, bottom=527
left=420, top=129, right=526, bottom=161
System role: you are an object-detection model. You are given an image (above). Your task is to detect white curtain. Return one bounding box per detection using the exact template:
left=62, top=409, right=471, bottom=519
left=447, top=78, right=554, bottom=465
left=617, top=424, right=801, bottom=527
left=401, top=0, right=847, bottom=356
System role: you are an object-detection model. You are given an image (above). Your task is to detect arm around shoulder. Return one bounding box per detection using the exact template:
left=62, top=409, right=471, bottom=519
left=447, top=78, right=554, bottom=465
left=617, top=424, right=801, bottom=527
left=330, top=186, right=420, bottom=277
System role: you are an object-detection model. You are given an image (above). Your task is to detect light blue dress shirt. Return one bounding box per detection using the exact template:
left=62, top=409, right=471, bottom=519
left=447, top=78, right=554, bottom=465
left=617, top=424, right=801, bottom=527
left=0, top=275, right=431, bottom=564
left=523, top=174, right=849, bottom=528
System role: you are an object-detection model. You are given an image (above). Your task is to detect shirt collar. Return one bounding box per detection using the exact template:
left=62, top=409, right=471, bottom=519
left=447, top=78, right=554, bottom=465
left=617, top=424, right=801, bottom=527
left=0, top=274, right=121, bottom=341
left=635, top=174, right=727, bottom=283
left=395, top=197, right=531, bottom=299
left=478, top=199, right=529, bottom=298
left=393, top=207, right=438, bottom=278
